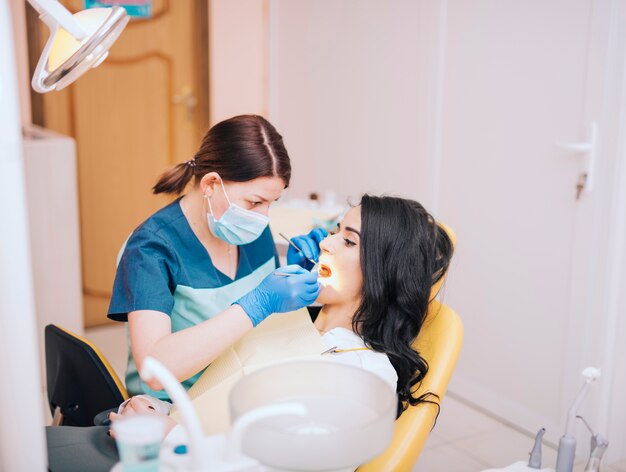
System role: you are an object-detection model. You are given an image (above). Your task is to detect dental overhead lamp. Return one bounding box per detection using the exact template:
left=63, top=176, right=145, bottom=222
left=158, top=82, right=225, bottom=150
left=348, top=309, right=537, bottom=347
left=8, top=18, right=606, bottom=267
left=27, top=0, right=129, bottom=93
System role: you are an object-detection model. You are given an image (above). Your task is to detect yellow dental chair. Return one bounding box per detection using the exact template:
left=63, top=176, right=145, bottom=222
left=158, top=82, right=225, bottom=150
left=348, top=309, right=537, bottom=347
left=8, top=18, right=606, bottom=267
left=358, top=224, right=463, bottom=471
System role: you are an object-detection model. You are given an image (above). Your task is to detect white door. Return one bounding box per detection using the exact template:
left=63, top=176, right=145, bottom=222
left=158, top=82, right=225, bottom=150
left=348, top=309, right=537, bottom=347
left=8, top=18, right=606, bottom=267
left=266, top=0, right=621, bottom=452
left=438, top=0, right=610, bottom=444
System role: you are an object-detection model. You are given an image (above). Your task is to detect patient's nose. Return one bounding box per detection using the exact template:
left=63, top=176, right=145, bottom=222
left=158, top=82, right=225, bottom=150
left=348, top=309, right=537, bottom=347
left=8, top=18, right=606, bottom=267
left=319, top=236, right=335, bottom=255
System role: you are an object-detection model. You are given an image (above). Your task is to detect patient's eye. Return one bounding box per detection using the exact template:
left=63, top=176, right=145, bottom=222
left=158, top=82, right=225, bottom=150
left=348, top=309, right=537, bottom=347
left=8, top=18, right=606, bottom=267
left=344, top=238, right=356, bottom=247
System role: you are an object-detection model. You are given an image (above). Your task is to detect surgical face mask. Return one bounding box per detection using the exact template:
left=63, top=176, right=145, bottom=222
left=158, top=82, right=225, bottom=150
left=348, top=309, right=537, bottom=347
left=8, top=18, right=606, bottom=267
left=206, top=179, right=269, bottom=245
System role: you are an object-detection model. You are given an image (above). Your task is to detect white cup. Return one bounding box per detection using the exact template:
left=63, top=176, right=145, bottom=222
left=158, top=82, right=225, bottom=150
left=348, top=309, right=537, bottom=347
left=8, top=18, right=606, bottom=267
left=111, top=414, right=168, bottom=472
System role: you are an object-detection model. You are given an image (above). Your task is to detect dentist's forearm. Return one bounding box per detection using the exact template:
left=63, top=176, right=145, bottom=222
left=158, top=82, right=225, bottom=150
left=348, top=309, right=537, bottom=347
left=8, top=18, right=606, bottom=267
left=128, top=305, right=253, bottom=390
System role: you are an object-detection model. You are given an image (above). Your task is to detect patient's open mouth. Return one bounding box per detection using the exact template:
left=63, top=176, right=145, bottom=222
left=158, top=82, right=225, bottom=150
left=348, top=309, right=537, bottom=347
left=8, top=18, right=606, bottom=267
left=318, top=263, right=332, bottom=278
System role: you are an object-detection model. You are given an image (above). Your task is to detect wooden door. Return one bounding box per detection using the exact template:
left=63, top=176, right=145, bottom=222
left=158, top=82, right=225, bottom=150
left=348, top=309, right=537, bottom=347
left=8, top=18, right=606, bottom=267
left=37, top=0, right=209, bottom=326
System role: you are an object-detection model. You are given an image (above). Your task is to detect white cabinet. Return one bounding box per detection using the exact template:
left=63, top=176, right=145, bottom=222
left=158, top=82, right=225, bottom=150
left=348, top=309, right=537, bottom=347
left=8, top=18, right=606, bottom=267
left=22, top=126, right=83, bottom=386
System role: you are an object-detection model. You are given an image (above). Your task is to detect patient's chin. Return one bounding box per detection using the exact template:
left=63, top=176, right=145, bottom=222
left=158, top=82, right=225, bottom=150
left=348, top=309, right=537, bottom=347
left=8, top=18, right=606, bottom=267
left=315, top=284, right=336, bottom=304
left=316, top=286, right=355, bottom=306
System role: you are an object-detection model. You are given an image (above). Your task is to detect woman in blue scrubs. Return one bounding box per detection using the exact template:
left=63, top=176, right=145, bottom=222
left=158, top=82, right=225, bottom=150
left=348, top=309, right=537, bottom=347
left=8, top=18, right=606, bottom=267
left=107, top=114, right=325, bottom=398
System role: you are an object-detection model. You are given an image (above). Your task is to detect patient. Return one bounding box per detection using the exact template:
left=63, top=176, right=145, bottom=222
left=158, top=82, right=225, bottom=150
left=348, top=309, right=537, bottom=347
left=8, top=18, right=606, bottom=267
left=313, top=194, right=453, bottom=415
left=109, top=194, right=453, bottom=430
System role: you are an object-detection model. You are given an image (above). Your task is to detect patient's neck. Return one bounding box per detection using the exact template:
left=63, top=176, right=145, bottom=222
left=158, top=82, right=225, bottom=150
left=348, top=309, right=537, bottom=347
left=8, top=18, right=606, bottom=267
left=314, top=300, right=360, bottom=334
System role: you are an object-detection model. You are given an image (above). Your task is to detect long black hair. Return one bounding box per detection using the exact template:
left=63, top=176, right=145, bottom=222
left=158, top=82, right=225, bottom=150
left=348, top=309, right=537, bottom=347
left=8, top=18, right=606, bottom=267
left=353, top=195, right=453, bottom=416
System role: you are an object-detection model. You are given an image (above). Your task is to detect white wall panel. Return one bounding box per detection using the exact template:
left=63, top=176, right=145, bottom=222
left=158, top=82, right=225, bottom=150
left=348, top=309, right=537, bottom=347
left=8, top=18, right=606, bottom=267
left=269, top=0, right=434, bottom=206
left=209, top=0, right=268, bottom=125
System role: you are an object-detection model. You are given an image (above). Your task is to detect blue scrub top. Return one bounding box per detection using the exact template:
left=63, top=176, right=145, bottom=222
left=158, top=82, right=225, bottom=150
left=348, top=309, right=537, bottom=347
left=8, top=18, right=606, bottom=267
left=108, top=198, right=278, bottom=399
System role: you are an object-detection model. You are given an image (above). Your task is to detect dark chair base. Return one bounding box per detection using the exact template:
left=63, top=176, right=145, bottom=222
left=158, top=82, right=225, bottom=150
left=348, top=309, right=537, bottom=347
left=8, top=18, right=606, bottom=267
left=46, top=426, right=118, bottom=472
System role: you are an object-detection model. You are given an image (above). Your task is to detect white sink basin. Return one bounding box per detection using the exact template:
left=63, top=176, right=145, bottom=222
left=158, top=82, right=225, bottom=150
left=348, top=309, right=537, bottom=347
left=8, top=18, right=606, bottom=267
left=229, top=361, right=397, bottom=471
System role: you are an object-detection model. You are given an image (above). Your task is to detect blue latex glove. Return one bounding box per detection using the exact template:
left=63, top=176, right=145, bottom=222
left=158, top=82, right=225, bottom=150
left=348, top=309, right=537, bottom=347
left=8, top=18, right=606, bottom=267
left=287, top=228, right=328, bottom=270
left=234, top=265, right=321, bottom=327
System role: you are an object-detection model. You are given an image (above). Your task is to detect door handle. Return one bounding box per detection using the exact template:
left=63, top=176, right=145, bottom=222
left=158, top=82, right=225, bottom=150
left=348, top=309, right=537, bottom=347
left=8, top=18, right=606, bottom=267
left=557, top=122, right=598, bottom=199
left=172, top=86, right=197, bottom=122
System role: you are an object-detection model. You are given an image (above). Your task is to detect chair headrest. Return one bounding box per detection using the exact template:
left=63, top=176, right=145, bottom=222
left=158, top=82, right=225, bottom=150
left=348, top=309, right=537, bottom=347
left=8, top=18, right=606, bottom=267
left=429, top=222, right=456, bottom=300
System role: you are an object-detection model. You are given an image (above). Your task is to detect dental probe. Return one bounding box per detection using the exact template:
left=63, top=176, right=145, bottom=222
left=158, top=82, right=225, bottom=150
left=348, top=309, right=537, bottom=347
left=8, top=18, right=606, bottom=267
left=278, top=232, right=319, bottom=269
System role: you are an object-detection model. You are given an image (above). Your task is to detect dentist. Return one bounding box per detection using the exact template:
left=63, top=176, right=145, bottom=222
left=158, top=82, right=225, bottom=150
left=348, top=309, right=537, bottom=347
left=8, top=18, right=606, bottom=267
left=107, top=115, right=326, bottom=398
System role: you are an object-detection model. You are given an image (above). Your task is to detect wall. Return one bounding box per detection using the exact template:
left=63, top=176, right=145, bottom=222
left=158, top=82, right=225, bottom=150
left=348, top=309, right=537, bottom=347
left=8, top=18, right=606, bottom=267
left=268, top=0, right=438, bottom=207
left=209, top=0, right=268, bottom=125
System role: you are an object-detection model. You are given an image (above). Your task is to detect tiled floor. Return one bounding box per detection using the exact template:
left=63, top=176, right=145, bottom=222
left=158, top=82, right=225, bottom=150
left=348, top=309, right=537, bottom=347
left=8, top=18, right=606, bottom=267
left=85, top=324, right=626, bottom=472
left=415, top=393, right=626, bottom=472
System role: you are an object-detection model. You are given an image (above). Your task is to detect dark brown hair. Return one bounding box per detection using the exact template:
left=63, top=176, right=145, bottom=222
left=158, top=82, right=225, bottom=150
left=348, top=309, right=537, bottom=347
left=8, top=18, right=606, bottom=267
left=153, top=115, right=291, bottom=194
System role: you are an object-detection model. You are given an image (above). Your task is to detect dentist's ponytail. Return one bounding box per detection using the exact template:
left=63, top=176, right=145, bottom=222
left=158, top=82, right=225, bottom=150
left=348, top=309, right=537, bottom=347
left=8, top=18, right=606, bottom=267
left=152, top=160, right=196, bottom=195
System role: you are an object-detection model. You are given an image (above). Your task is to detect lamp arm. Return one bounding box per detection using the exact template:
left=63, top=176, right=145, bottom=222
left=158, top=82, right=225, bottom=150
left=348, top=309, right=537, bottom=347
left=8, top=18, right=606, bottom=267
left=26, top=0, right=87, bottom=39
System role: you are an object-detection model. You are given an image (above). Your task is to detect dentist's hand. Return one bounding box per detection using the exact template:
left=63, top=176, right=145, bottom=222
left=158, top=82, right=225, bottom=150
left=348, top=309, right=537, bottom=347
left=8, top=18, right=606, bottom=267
left=234, top=265, right=321, bottom=327
left=287, top=228, right=328, bottom=270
